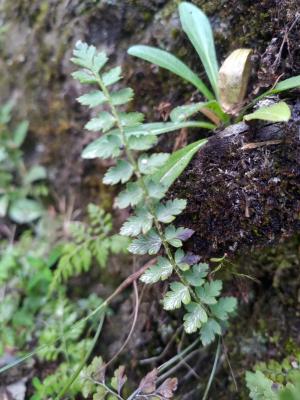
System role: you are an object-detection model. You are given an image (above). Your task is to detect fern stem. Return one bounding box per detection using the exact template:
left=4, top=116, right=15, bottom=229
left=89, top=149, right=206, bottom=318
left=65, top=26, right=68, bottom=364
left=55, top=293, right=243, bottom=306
left=202, top=337, right=221, bottom=400
left=94, top=72, right=205, bottom=308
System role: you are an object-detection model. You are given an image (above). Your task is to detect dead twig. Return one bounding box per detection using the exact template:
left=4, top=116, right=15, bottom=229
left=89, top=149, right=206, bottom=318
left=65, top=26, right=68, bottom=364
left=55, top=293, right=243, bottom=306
left=241, top=139, right=282, bottom=150
left=104, top=280, right=140, bottom=369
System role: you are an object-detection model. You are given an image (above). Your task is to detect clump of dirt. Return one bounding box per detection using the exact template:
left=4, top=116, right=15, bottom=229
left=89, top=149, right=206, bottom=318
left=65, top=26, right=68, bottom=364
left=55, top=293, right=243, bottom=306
left=171, top=100, right=300, bottom=259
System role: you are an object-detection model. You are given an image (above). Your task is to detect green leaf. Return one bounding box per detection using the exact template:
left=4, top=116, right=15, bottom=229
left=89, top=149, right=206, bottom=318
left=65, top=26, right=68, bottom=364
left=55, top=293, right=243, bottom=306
left=103, top=160, right=133, bottom=185
left=13, top=121, right=29, bottom=147
left=138, top=153, right=170, bottom=175
left=128, top=135, right=158, bottom=150
left=245, top=371, right=277, bottom=400
left=156, top=199, right=187, bottom=223
left=111, top=88, right=134, bottom=105
left=91, top=53, right=109, bottom=74
left=120, top=207, right=153, bottom=236
left=170, top=102, right=207, bottom=122
left=81, top=246, right=92, bottom=271
left=163, top=282, right=191, bottom=310
left=183, top=302, right=208, bottom=333
left=85, top=111, right=115, bottom=132
left=174, top=248, right=189, bottom=271
left=122, top=121, right=215, bottom=138
left=72, top=41, right=108, bottom=73
left=109, top=234, right=130, bottom=254
left=205, top=100, right=230, bottom=123
left=71, top=70, right=97, bottom=84
left=210, top=297, right=237, bottom=320
left=71, top=41, right=96, bottom=69
left=184, top=263, right=209, bottom=287
left=146, top=181, right=167, bottom=200
left=196, top=280, right=222, bottom=304
left=171, top=100, right=228, bottom=123
left=81, top=356, right=104, bottom=398
left=128, top=229, right=162, bottom=255
left=0, top=195, right=9, bottom=217
left=179, top=2, right=219, bottom=97
left=93, top=387, right=107, bottom=400
left=0, top=100, right=14, bottom=124
left=279, top=385, right=300, bottom=400
left=244, top=102, right=291, bottom=122
left=93, top=240, right=109, bottom=268
left=115, top=182, right=143, bottom=209
left=24, top=165, right=47, bottom=184
left=119, top=112, right=144, bottom=127
left=151, top=139, right=207, bottom=189
left=270, top=75, right=300, bottom=94
left=102, top=66, right=122, bottom=86
left=110, top=366, right=127, bottom=394
left=200, top=318, right=222, bottom=346
left=9, top=198, right=43, bottom=224
left=140, top=257, right=173, bottom=284
left=165, top=225, right=194, bottom=248
left=0, top=148, right=8, bottom=162
left=77, top=90, right=107, bottom=108
left=82, top=134, right=122, bottom=159
left=128, top=45, right=214, bottom=100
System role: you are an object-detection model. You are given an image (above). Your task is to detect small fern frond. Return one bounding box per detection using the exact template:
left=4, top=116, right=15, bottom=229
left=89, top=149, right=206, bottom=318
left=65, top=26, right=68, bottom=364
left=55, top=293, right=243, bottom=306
left=50, top=204, right=129, bottom=290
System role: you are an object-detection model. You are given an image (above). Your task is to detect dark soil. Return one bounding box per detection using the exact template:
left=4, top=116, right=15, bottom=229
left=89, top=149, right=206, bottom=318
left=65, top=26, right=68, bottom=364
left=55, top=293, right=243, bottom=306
left=172, top=99, right=300, bottom=259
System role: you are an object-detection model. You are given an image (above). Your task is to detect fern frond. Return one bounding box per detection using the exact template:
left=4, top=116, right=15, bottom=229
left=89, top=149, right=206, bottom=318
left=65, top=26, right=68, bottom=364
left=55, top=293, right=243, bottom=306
left=50, top=205, right=128, bottom=290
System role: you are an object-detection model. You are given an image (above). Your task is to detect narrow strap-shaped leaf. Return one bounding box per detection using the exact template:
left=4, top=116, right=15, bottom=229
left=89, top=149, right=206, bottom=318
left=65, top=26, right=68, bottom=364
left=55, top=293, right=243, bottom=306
left=151, top=139, right=207, bottom=189
left=170, top=102, right=208, bottom=122
left=121, top=121, right=215, bottom=138
left=243, top=102, right=291, bottom=122
left=128, top=45, right=214, bottom=100
left=251, top=75, right=300, bottom=105
left=179, top=2, right=219, bottom=97
left=270, top=75, right=300, bottom=94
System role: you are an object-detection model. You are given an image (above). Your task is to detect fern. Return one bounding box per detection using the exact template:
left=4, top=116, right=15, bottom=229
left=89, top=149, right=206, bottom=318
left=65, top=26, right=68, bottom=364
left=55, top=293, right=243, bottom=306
left=50, top=204, right=129, bottom=290
left=71, top=41, right=237, bottom=347
left=246, top=354, right=300, bottom=400
left=79, top=356, right=178, bottom=399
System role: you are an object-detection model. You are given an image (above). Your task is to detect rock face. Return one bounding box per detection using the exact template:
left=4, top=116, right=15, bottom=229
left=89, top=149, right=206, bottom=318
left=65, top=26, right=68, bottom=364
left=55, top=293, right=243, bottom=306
left=0, top=0, right=299, bottom=206
left=1, top=1, right=300, bottom=398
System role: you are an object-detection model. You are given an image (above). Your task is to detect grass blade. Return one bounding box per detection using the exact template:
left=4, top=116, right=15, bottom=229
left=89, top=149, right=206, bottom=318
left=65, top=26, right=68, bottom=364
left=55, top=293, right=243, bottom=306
left=179, top=2, right=219, bottom=97
left=128, top=45, right=214, bottom=100
left=270, top=75, right=300, bottom=94
left=151, top=139, right=207, bottom=189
